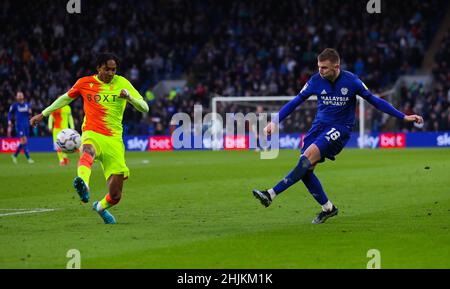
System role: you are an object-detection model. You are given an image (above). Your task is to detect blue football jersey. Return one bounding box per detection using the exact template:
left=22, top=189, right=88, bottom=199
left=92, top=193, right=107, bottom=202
left=277, top=70, right=404, bottom=129
left=8, top=102, right=31, bottom=126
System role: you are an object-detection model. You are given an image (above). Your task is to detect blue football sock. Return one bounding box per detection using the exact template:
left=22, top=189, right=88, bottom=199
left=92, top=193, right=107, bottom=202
left=273, top=155, right=311, bottom=194
left=14, top=144, right=23, bottom=157
left=302, top=170, right=329, bottom=205
left=23, top=143, right=30, bottom=159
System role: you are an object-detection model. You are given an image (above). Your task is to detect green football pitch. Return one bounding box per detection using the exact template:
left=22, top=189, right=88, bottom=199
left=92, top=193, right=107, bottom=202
left=0, top=149, right=449, bottom=268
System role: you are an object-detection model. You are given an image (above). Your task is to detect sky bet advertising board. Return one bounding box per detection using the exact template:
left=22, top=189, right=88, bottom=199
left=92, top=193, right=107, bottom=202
left=2, top=132, right=450, bottom=153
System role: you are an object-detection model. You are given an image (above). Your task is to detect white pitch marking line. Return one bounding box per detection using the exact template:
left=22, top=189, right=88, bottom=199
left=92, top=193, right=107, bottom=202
left=0, top=208, right=37, bottom=211
left=0, top=208, right=58, bottom=217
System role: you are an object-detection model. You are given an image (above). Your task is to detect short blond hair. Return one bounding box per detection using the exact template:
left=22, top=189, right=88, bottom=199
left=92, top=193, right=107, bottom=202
left=318, top=48, right=340, bottom=64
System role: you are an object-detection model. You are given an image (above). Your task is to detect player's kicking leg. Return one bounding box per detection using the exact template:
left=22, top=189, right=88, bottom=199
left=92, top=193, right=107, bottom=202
left=93, top=174, right=123, bottom=224
left=252, top=144, right=321, bottom=207
left=73, top=144, right=95, bottom=203
left=252, top=142, right=339, bottom=223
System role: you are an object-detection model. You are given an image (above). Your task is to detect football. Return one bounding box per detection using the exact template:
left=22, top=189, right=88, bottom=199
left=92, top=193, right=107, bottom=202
left=56, top=128, right=81, bottom=153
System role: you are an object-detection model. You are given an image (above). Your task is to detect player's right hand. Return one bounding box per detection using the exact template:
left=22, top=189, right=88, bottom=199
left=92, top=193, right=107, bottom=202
left=264, top=122, right=277, bottom=136
left=30, top=114, right=44, bottom=127
left=403, top=114, right=424, bottom=124
left=119, top=89, right=131, bottom=100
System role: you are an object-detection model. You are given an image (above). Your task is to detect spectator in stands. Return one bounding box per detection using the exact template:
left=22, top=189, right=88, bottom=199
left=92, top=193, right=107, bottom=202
left=0, top=0, right=448, bottom=135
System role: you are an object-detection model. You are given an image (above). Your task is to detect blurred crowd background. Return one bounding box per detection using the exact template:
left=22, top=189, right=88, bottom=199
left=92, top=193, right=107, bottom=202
left=1, top=0, right=448, bottom=136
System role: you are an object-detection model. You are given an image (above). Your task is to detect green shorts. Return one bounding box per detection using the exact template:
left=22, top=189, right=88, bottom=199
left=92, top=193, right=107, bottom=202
left=81, top=130, right=130, bottom=180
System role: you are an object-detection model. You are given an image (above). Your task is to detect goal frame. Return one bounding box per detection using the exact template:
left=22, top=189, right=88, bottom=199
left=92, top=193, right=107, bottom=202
left=211, top=95, right=366, bottom=149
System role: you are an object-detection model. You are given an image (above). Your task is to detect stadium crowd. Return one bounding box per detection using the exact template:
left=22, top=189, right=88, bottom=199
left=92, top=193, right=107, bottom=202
left=0, top=0, right=448, bottom=136
left=0, top=0, right=224, bottom=135
left=397, top=27, right=450, bottom=132
left=195, top=0, right=447, bottom=133
left=429, top=28, right=450, bottom=131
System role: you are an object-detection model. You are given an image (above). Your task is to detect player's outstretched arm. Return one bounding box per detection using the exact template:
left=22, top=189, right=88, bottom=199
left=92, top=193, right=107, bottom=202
left=120, top=89, right=149, bottom=113
left=30, top=94, right=74, bottom=127
left=265, top=94, right=305, bottom=136
left=265, top=81, right=314, bottom=136
left=362, top=92, right=424, bottom=124
left=265, top=96, right=306, bottom=136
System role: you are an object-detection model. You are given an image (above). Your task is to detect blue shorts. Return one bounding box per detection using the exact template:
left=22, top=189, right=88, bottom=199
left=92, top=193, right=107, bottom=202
left=301, top=123, right=351, bottom=162
left=15, top=123, right=30, bottom=137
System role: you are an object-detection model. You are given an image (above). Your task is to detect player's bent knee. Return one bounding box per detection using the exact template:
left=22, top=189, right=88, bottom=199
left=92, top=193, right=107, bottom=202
left=299, top=154, right=315, bottom=167
left=298, top=155, right=311, bottom=168
left=81, top=144, right=96, bottom=159
left=303, top=146, right=321, bottom=165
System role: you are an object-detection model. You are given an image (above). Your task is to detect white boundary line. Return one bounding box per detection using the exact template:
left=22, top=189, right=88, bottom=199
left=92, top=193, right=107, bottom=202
left=0, top=208, right=58, bottom=217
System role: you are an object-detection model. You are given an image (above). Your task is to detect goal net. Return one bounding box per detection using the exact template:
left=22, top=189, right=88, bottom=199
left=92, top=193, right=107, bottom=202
left=210, top=95, right=368, bottom=149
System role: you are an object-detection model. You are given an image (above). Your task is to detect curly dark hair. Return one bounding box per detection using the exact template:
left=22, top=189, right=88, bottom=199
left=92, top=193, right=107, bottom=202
left=95, top=52, right=120, bottom=68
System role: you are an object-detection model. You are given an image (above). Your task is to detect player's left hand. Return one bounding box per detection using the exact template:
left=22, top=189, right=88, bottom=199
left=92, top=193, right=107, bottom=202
left=264, top=122, right=277, bottom=136
left=403, top=114, right=423, bottom=124
left=119, top=89, right=131, bottom=101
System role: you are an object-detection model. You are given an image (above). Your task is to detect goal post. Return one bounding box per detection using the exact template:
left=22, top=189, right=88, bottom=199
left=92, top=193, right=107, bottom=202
left=211, top=95, right=367, bottom=149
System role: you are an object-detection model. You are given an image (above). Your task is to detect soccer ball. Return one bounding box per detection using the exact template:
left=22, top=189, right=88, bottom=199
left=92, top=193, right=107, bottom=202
left=56, top=129, right=81, bottom=153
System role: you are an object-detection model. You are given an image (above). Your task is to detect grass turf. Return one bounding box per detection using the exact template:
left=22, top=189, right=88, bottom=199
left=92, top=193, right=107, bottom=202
left=0, top=148, right=449, bottom=268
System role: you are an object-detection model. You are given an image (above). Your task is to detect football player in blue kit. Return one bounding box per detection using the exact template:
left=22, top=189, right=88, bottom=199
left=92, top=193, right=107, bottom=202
left=253, top=48, right=423, bottom=224
left=8, top=91, right=34, bottom=164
